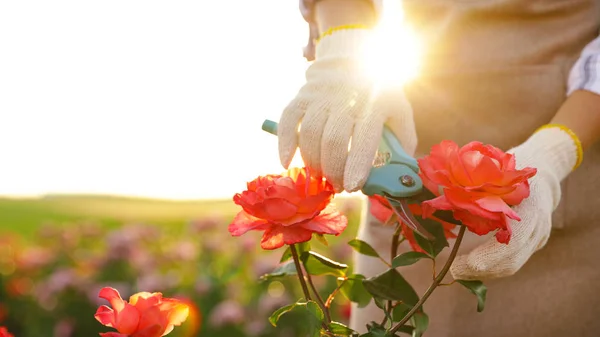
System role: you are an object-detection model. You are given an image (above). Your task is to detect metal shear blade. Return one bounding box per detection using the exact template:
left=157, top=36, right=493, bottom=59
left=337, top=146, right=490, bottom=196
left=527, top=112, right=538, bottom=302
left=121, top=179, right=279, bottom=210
left=384, top=195, right=434, bottom=240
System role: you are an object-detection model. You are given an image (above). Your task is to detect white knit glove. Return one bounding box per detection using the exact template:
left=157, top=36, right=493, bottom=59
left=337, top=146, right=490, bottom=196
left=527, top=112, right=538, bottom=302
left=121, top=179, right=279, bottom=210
left=277, top=28, right=417, bottom=192
left=450, top=126, right=580, bottom=280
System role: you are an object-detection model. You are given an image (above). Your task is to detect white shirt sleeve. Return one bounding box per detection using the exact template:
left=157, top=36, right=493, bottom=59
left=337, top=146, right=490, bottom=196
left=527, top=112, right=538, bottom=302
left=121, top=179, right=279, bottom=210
left=568, top=34, right=600, bottom=96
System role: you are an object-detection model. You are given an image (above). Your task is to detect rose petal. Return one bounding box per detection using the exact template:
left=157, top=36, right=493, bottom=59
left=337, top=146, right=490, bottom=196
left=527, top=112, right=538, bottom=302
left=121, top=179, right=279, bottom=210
left=99, top=287, right=126, bottom=312
left=421, top=195, right=454, bottom=218
left=99, top=333, right=129, bottom=337
left=131, top=324, right=164, bottom=337
left=115, top=303, right=140, bottom=335
left=164, top=302, right=190, bottom=327
left=95, top=306, right=116, bottom=327
left=228, top=211, right=270, bottom=236
left=475, top=196, right=521, bottom=221
left=469, top=154, right=504, bottom=185
left=453, top=210, right=506, bottom=236
left=443, top=189, right=499, bottom=220
left=299, top=210, right=348, bottom=235
left=260, top=225, right=313, bottom=250
left=136, top=306, right=168, bottom=337
left=495, top=224, right=512, bottom=244
left=501, top=180, right=531, bottom=205
left=368, top=196, right=394, bottom=223
left=129, top=292, right=162, bottom=312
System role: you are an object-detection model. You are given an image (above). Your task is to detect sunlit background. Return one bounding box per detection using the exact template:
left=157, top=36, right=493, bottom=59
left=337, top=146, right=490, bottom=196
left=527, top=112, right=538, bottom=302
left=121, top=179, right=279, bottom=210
left=0, top=0, right=420, bottom=200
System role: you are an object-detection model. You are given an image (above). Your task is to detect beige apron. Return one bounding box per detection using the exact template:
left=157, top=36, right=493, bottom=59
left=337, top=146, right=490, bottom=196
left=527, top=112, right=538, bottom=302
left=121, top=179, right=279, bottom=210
left=352, top=0, right=600, bottom=336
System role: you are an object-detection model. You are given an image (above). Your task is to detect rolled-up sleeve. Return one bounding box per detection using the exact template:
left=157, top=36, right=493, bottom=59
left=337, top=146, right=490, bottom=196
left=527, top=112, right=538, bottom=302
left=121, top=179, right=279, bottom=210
left=568, top=35, right=600, bottom=96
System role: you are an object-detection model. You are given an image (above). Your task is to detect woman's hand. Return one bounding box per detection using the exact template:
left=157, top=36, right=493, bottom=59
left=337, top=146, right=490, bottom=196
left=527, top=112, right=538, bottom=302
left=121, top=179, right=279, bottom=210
left=277, top=28, right=417, bottom=192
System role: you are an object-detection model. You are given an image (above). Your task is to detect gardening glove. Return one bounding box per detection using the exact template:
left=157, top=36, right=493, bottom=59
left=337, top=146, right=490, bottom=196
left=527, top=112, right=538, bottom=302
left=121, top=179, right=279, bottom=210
left=277, top=28, right=418, bottom=192
left=450, top=125, right=581, bottom=280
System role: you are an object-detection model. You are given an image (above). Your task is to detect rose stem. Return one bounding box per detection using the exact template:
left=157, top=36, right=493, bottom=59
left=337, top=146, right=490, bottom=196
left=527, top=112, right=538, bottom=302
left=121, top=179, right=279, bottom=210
left=306, top=271, right=332, bottom=324
left=382, top=225, right=403, bottom=326
left=290, top=244, right=312, bottom=302
left=389, top=226, right=466, bottom=334
left=291, top=244, right=331, bottom=331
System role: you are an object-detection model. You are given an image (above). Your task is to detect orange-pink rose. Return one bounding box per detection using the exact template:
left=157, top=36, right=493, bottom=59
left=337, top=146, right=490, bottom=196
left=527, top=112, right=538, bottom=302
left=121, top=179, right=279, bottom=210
left=94, top=287, right=189, bottom=337
left=229, top=167, right=347, bottom=250
left=418, top=141, right=537, bottom=244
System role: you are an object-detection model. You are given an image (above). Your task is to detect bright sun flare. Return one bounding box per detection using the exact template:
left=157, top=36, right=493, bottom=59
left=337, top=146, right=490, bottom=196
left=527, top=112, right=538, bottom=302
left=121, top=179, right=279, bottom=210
left=361, top=1, right=422, bottom=87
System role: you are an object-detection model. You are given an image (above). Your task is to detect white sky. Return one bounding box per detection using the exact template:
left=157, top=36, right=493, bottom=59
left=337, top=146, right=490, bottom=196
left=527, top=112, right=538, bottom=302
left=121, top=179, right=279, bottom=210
left=0, top=1, right=312, bottom=200
left=0, top=0, right=416, bottom=200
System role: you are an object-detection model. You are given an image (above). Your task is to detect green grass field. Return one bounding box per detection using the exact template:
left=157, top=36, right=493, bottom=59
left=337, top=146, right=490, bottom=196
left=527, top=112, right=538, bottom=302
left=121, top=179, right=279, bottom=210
left=0, top=194, right=362, bottom=238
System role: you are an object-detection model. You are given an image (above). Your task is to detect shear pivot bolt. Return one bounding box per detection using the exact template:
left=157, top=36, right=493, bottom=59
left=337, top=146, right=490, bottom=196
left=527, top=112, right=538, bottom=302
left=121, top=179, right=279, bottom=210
left=400, top=175, right=415, bottom=187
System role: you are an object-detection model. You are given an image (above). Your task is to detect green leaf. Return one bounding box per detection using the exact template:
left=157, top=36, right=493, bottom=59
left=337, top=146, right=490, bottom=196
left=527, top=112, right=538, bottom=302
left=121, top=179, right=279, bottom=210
left=339, top=274, right=372, bottom=308
left=413, top=218, right=449, bottom=258
left=392, top=303, right=411, bottom=322
left=456, top=280, right=487, bottom=312
left=392, top=252, right=431, bottom=268
left=328, top=321, right=358, bottom=336
left=298, top=242, right=311, bottom=254
left=362, top=322, right=391, bottom=337
left=314, top=233, right=329, bottom=246
left=362, top=269, right=419, bottom=305
left=260, top=261, right=297, bottom=281
left=410, top=312, right=429, bottom=337
left=348, top=239, right=381, bottom=258
left=281, top=242, right=312, bottom=263
left=301, top=251, right=348, bottom=277
left=269, top=300, right=324, bottom=331
left=280, top=247, right=292, bottom=263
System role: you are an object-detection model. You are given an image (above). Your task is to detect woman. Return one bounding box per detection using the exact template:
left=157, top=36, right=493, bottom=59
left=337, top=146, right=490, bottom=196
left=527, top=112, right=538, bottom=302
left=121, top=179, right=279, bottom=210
left=276, top=0, right=600, bottom=336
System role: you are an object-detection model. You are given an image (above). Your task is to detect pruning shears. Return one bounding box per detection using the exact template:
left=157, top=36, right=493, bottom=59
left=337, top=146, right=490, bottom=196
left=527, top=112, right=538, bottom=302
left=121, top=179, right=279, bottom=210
left=261, top=119, right=434, bottom=240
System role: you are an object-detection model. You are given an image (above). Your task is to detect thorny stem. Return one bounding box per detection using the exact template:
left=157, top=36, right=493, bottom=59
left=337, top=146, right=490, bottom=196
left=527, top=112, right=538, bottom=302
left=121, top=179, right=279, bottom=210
left=306, top=271, right=332, bottom=324
left=389, top=226, right=467, bottom=334
left=290, top=244, right=312, bottom=302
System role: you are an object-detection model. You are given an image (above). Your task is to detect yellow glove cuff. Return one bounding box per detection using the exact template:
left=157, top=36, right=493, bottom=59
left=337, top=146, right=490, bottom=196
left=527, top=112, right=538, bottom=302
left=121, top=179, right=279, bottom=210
left=534, top=123, right=583, bottom=170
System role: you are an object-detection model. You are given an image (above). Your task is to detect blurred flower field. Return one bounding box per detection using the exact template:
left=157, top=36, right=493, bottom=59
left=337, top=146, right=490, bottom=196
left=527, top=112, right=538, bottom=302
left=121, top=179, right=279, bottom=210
left=0, top=195, right=363, bottom=337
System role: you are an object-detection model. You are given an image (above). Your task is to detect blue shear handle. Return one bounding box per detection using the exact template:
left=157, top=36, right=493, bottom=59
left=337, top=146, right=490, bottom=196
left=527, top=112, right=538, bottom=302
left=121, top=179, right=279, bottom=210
left=381, top=126, right=419, bottom=173
left=262, top=120, right=278, bottom=135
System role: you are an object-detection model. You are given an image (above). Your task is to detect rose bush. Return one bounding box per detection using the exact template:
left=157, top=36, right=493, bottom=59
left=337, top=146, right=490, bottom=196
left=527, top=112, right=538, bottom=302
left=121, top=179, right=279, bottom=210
left=418, top=141, right=537, bottom=243
left=229, top=167, right=348, bottom=250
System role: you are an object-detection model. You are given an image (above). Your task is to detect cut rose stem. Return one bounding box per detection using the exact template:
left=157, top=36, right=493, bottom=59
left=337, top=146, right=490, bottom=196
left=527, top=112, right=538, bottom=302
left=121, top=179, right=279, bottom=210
left=389, top=226, right=467, bottom=334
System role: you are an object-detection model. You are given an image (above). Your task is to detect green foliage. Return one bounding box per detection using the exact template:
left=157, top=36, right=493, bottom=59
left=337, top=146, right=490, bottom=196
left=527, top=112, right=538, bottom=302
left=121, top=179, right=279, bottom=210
left=347, top=239, right=381, bottom=258
left=456, top=280, right=487, bottom=312
left=391, top=252, right=431, bottom=268
left=362, top=269, right=419, bottom=305
left=301, top=251, right=348, bottom=277
left=339, top=274, right=372, bottom=308
left=413, top=218, right=449, bottom=258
